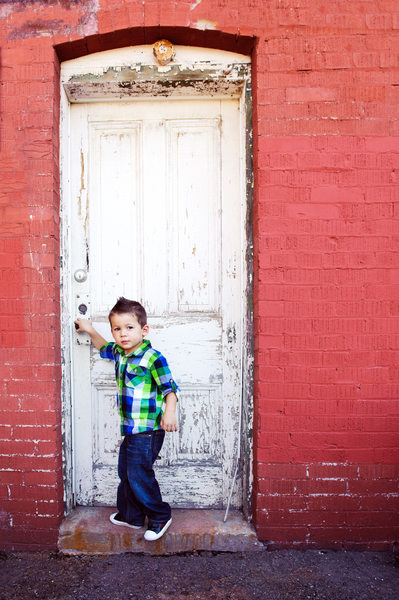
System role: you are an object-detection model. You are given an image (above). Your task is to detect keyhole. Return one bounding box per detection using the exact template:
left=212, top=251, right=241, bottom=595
left=78, top=304, right=88, bottom=315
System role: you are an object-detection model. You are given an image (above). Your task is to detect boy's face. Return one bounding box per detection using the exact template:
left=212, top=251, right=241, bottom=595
left=109, top=312, right=149, bottom=355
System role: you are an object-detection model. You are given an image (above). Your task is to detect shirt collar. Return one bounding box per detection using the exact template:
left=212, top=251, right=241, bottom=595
left=116, top=338, right=152, bottom=358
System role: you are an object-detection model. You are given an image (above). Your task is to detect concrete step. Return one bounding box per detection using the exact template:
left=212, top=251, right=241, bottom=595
left=58, top=507, right=265, bottom=555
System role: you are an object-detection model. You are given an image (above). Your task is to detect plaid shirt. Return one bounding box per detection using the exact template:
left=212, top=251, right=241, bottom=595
left=100, top=339, right=180, bottom=436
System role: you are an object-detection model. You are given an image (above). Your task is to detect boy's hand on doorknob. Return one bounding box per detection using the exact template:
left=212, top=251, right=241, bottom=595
left=74, top=318, right=93, bottom=333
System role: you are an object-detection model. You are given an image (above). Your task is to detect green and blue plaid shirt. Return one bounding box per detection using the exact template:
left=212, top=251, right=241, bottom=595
left=100, top=339, right=180, bottom=436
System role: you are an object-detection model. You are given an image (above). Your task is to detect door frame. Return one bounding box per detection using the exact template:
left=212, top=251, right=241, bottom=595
left=59, top=45, right=254, bottom=519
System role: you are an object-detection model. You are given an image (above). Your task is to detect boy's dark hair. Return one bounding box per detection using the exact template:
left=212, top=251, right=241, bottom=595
left=109, top=297, right=147, bottom=327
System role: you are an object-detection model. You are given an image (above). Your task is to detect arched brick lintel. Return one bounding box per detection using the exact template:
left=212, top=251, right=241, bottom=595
left=54, top=26, right=255, bottom=62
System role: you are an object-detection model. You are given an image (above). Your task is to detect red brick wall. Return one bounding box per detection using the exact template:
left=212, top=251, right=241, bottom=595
left=253, top=136, right=399, bottom=549
left=0, top=0, right=398, bottom=551
left=0, top=32, right=64, bottom=549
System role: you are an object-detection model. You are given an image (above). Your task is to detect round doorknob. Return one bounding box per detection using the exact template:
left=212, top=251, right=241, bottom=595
left=78, top=304, right=88, bottom=315
left=74, top=269, right=87, bottom=283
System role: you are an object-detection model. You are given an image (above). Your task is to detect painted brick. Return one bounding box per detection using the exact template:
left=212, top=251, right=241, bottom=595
left=1, top=0, right=399, bottom=553
left=4, top=455, right=60, bottom=473
left=36, top=501, right=62, bottom=517
left=11, top=514, right=62, bottom=530
left=15, top=485, right=62, bottom=502
left=255, top=495, right=308, bottom=512
left=286, top=87, right=339, bottom=102
left=366, top=14, right=392, bottom=30
left=24, top=471, right=60, bottom=487
left=361, top=495, right=399, bottom=511
left=307, top=495, right=362, bottom=513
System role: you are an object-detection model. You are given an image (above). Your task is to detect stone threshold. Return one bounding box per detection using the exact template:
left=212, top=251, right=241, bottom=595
left=58, top=507, right=265, bottom=556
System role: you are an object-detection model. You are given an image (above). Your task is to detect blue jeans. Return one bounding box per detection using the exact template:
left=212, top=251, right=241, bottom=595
left=117, top=430, right=171, bottom=527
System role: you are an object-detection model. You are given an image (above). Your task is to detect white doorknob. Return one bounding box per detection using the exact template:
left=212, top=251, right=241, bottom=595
left=74, top=269, right=87, bottom=283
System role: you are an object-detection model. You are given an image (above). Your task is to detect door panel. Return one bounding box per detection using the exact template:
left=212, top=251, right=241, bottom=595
left=70, top=99, right=243, bottom=508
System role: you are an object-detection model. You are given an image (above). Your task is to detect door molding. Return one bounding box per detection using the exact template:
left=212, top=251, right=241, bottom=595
left=60, top=45, right=253, bottom=518
left=63, top=62, right=249, bottom=101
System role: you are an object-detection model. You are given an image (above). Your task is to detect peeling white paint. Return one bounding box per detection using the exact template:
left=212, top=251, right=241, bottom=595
left=194, top=19, right=217, bottom=31
left=61, top=45, right=250, bottom=81
left=190, top=0, right=203, bottom=10
left=0, top=5, right=13, bottom=19
left=81, top=0, right=99, bottom=38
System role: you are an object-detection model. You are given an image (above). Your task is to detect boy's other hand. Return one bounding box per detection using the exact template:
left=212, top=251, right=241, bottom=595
left=161, top=410, right=178, bottom=433
left=162, top=392, right=178, bottom=432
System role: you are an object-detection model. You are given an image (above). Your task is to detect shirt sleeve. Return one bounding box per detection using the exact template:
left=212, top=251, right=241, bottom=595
left=100, top=342, right=117, bottom=361
left=150, top=354, right=180, bottom=400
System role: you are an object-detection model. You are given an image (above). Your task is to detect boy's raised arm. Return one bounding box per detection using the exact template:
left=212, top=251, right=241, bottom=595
left=74, top=318, right=107, bottom=350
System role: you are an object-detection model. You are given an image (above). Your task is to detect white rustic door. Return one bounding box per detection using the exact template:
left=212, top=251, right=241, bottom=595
left=70, top=98, right=244, bottom=509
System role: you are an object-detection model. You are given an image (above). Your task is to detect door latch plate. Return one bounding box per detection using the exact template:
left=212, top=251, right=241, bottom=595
left=75, top=294, right=91, bottom=345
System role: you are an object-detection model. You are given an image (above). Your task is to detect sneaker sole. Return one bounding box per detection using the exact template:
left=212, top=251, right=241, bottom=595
left=109, top=512, right=143, bottom=529
left=144, top=518, right=172, bottom=541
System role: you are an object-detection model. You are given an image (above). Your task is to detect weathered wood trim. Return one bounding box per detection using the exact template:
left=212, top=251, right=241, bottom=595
left=63, top=63, right=249, bottom=101
left=60, top=82, right=75, bottom=514
left=242, top=77, right=254, bottom=520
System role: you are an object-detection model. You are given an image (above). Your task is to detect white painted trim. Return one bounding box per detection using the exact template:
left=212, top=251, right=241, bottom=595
left=61, top=45, right=250, bottom=80
left=60, top=77, right=75, bottom=512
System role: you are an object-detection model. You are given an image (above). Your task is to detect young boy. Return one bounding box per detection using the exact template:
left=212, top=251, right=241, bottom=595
left=75, top=297, right=179, bottom=541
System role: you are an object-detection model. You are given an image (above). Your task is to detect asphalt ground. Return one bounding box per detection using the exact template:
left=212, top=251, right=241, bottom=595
left=0, top=549, right=398, bottom=600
